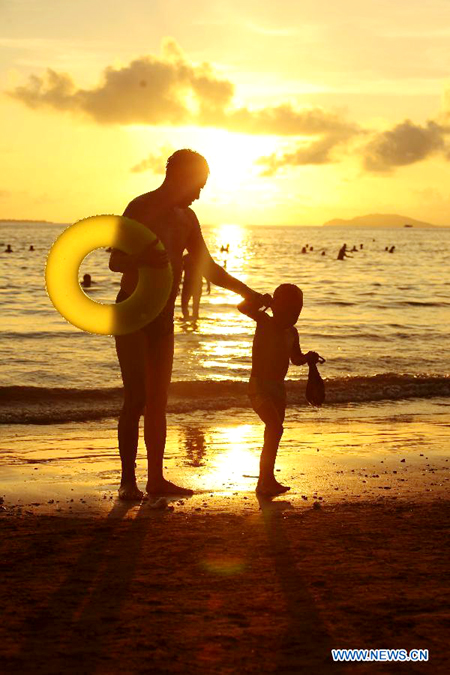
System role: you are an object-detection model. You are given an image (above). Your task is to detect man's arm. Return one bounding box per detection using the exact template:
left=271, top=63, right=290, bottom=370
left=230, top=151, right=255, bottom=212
left=109, top=200, right=168, bottom=272
left=185, top=209, right=261, bottom=300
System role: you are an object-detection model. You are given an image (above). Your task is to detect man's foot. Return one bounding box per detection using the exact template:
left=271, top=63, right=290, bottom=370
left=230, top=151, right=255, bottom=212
left=256, top=478, right=291, bottom=497
left=118, top=482, right=144, bottom=501
left=146, top=478, right=194, bottom=496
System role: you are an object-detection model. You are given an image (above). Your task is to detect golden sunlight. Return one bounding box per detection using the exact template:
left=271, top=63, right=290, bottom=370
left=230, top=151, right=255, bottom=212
left=190, top=128, right=277, bottom=193
left=210, top=426, right=259, bottom=486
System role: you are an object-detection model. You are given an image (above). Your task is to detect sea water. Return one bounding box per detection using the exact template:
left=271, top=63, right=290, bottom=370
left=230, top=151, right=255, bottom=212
left=1, top=221, right=449, bottom=421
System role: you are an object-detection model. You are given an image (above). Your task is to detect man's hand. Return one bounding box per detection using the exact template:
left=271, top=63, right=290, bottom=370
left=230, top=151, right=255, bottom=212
left=259, top=293, right=272, bottom=309
left=246, top=290, right=272, bottom=309
left=305, top=351, right=325, bottom=365
left=134, top=240, right=169, bottom=268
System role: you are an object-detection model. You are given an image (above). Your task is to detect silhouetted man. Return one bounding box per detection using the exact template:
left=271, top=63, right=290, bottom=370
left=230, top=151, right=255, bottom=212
left=110, top=149, right=265, bottom=500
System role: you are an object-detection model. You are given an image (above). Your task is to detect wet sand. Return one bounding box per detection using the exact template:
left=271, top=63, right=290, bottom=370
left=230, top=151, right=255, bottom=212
left=1, top=398, right=449, bottom=515
left=1, top=399, right=449, bottom=672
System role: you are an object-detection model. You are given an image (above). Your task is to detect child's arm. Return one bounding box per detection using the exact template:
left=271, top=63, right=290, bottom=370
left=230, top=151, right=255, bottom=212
left=290, top=328, right=322, bottom=366
left=237, top=294, right=272, bottom=322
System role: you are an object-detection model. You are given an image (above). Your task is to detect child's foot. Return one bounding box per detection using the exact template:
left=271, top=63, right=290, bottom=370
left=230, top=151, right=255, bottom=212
left=256, top=478, right=291, bottom=497
left=146, top=478, right=194, bottom=496
left=118, top=482, right=144, bottom=501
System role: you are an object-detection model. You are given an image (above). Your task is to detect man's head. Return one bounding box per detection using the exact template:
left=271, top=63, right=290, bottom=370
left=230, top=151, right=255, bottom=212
left=164, top=149, right=209, bottom=208
left=272, top=284, right=303, bottom=327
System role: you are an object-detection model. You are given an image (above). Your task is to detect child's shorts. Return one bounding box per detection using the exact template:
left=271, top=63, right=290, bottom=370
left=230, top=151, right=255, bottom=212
left=248, top=376, right=286, bottom=413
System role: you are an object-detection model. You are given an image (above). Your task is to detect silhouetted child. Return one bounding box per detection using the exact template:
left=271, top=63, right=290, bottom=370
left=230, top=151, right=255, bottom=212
left=238, top=284, right=321, bottom=496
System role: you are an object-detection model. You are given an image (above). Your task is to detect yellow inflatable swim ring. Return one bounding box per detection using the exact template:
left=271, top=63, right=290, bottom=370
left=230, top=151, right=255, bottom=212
left=45, top=214, right=173, bottom=336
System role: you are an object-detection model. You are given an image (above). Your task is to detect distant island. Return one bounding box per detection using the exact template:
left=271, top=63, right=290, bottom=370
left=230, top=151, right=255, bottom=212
left=0, top=219, right=65, bottom=225
left=323, top=214, right=438, bottom=228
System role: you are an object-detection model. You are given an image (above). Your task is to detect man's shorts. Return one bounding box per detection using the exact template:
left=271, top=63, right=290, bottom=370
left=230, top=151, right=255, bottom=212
left=248, top=376, right=286, bottom=412
left=116, top=288, right=174, bottom=340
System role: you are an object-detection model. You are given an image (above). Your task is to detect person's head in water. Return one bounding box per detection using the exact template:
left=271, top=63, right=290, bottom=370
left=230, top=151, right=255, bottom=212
left=271, top=284, right=303, bottom=328
left=81, top=273, right=92, bottom=288
left=164, top=149, right=209, bottom=208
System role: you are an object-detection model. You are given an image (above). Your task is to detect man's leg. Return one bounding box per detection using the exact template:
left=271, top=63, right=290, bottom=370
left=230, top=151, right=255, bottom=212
left=115, top=330, right=147, bottom=500
left=181, top=282, right=191, bottom=319
left=144, top=333, right=193, bottom=495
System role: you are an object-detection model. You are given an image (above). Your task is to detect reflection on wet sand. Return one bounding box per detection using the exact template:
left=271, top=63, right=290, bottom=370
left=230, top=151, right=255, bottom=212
left=183, top=426, right=207, bottom=467
left=0, top=399, right=448, bottom=517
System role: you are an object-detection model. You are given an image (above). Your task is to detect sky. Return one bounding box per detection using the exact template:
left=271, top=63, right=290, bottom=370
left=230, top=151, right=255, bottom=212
left=1, top=0, right=450, bottom=225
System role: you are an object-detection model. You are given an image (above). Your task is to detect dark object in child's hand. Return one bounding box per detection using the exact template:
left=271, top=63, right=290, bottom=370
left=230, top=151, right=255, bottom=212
left=306, top=355, right=326, bottom=407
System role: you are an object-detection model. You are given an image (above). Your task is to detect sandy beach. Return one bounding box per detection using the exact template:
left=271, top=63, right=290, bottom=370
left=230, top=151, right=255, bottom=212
left=1, top=399, right=449, bottom=672
left=1, top=500, right=449, bottom=673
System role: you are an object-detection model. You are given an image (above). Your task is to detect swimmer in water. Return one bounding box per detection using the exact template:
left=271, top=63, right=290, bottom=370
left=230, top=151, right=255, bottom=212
left=238, top=284, right=321, bottom=496
left=5, top=244, right=13, bottom=253
left=81, top=273, right=92, bottom=288
left=181, top=252, right=210, bottom=320
left=337, top=244, right=351, bottom=260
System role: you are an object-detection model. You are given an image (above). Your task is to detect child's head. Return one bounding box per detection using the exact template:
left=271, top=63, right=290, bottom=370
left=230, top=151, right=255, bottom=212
left=272, top=284, right=303, bottom=327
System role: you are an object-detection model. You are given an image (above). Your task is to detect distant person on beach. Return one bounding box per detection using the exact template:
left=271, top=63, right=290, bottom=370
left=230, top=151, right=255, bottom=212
left=238, top=284, right=321, bottom=496
left=80, top=273, right=92, bottom=288
left=181, top=252, right=210, bottom=321
left=5, top=244, right=13, bottom=253
left=110, top=149, right=266, bottom=500
left=337, top=244, right=351, bottom=260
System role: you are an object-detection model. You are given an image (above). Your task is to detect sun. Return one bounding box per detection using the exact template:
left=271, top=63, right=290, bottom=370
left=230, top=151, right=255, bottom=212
left=189, top=128, right=277, bottom=193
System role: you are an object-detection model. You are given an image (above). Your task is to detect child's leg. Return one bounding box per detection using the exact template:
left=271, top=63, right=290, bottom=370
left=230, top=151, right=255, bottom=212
left=255, top=400, right=286, bottom=489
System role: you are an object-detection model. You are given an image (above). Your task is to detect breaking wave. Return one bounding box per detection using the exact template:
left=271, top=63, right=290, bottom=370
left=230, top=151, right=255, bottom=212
left=1, top=374, right=449, bottom=424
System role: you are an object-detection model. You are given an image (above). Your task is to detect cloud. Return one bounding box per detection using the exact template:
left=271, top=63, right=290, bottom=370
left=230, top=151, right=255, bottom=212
left=130, top=145, right=174, bottom=174
left=203, top=104, right=358, bottom=137
left=11, top=38, right=450, bottom=176
left=256, top=126, right=360, bottom=175
left=7, top=37, right=358, bottom=140
left=362, top=120, right=447, bottom=172
left=10, top=68, right=77, bottom=111
left=8, top=38, right=234, bottom=125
